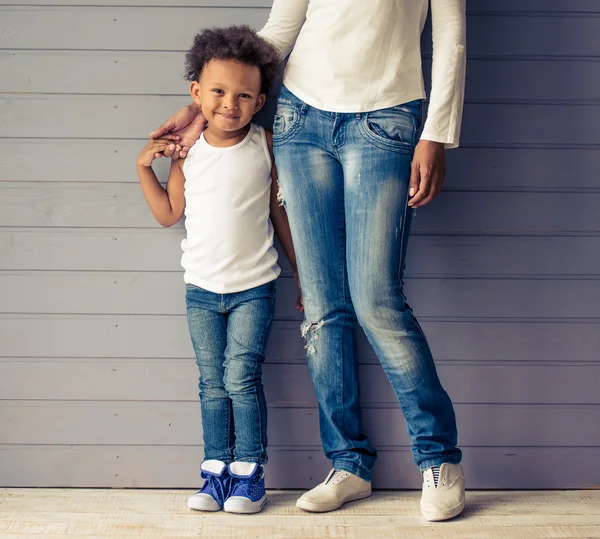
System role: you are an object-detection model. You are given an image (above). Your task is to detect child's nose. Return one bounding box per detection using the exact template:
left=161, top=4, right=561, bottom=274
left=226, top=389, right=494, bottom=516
left=224, top=96, right=239, bottom=110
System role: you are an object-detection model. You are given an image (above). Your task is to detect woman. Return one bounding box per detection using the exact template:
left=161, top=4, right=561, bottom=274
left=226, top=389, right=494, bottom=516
left=152, top=0, right=467, bottom=521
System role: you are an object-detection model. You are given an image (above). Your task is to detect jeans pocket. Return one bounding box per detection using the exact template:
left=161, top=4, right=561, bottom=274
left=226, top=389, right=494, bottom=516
left=359, top=101, right=421, bottom=153
left=273, top=95, right=306, bottom=146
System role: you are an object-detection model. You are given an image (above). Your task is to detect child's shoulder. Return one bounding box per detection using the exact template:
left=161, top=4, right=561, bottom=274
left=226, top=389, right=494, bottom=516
left=250, top=122, right=271, bottom=134
left=253, top=123, right=273, bottom=148
left=263, top=128, right=273, bottom=144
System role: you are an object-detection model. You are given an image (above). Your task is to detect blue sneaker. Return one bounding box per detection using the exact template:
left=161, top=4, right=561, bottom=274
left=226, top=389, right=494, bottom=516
left=187, top=460, right=232, bottom=512
left=223, top=462, right=267, bottom=514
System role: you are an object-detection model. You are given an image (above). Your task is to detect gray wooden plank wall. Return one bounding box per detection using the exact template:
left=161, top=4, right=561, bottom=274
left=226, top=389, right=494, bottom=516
left=1, top=0, right=599, bottom=489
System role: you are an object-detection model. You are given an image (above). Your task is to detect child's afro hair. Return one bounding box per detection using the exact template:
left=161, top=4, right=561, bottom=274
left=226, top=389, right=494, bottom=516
left=185, top=25, right=280, bottom=94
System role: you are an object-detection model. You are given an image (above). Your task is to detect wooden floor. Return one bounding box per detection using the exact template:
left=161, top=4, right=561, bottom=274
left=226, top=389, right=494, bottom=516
left=1, top=489, right=599, bottom=538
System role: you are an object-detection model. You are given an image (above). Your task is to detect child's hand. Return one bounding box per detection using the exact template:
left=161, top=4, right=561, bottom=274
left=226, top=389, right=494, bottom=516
left=136, top=136, right=182, bottom=168
left=294, top=271, right=304, bottom=312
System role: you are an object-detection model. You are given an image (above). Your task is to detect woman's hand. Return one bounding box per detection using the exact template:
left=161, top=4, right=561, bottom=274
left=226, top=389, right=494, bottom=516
left=408, top=140, right=446, bottom=208
left=136, top=136, right=180, bottom=168
left=149, top=104, right=207, bottom=159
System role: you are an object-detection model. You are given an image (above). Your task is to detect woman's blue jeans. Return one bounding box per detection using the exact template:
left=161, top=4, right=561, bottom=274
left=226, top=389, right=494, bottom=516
left=273, top=85, right=462, bottom=481
left=186, top=280, right=276, bottom=465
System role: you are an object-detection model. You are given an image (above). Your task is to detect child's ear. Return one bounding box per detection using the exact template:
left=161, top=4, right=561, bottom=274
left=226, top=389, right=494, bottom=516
left=190, top=81, right=202, bottom=105
left=254, top=93, right=267, bottom=114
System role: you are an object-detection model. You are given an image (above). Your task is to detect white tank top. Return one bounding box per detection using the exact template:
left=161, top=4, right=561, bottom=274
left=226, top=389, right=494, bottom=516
left=181, top=123, right=280, bottom=294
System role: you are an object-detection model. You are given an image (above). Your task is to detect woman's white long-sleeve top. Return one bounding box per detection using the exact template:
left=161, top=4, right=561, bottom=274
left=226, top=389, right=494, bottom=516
left=259, top=0, right=466, bottom=148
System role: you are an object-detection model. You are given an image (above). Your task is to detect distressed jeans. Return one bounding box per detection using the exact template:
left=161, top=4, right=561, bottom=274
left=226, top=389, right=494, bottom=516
left=273, top=85, right=462, bottom=481
left=186, top=280, right=276, bottom=465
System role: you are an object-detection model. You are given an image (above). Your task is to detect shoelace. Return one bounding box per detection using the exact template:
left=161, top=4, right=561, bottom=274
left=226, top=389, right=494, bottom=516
left=200, top=472, right=233, bottom=506
left=232, top=474, right=260, bottom=497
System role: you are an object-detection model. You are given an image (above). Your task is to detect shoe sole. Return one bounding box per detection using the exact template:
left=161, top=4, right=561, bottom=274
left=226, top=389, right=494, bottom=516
left=421, top=497, right=465, bottom=522
left=224, top=494, right=267, bottom=514
left=296, top=490, right=372, bottom=513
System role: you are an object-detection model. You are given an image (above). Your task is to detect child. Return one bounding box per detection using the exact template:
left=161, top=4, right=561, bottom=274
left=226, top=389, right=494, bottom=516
left=136, top=25, right=301, bottom=514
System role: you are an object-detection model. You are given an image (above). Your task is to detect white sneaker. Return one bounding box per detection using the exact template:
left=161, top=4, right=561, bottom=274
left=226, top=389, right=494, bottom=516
left=420, top=463, right=465, bottom=521
left=296, top=469, right=372, bottom=513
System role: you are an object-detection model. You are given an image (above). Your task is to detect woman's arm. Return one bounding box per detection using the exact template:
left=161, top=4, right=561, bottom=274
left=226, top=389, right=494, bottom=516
left=258, top=0, right=309, bottom=59
left=136, top=140, right=186, bottom=227
left=409, top=0, right=466, bottom=208
left=419, top=0, right=467, bottom=149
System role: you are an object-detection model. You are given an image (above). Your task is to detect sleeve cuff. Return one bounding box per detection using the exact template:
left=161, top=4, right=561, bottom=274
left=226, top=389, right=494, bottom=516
left=419, top=132, right=460, bottom=150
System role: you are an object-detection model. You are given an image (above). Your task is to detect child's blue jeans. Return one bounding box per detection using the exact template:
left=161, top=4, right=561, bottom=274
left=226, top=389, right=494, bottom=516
left=186, top=280, right=276, bottom=465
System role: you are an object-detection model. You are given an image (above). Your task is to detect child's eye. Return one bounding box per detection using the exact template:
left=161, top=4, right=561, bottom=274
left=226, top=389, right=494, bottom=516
left=239, top=93, right=252, bottom=99
left=212, top=89, right=224, bottom=95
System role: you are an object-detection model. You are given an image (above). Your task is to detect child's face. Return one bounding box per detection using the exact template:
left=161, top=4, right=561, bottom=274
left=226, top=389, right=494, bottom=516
left=191, top=59, right=266, bottom=134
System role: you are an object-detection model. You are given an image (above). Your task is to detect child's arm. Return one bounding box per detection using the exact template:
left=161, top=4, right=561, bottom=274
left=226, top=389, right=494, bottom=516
left=136, top=138, right=186, bottom=227
left=265, top=130, right=303, bottom=311
left=266, top=131, right=298, bottom=274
